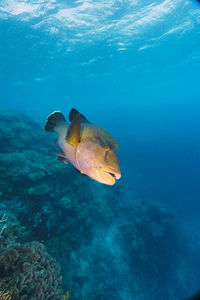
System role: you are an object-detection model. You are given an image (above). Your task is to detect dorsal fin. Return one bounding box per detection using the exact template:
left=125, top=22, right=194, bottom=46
left=69, top=108, right=89, bottom=123
left=66, top=113, right=81, bottom=146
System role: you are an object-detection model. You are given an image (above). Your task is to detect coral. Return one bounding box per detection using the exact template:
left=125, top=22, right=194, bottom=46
left=0, top=278, right=14, bottom=300
left=0, top=213, right=7, bottom=236
left=0, top=290, right=11, bottom=299
left=0, top=110, right=68, bottom=203
left=27, top=184, right=50, bottom=196
left=0, top=242, right=63, bottom=300
left=0, top=204, right=64, bottom=300
left=0, top=210, right=27, bottom=250
left=0, top=110, right=49, bottom=154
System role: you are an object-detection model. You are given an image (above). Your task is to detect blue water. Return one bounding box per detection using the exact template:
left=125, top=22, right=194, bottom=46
left=1, top=0, right=200, bottom=299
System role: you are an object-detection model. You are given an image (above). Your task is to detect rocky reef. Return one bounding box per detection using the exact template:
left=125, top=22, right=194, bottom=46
left=0, top=110, right=199, bottom=300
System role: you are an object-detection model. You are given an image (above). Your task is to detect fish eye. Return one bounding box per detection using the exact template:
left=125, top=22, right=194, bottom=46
left=105, top=145, right=110, bottom=151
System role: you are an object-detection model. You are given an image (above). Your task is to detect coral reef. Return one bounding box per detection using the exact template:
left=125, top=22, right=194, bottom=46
left=117, top=200, right=184, bottom=299
left=0, top=185, right=63, bottom=300
left=0, top=109, right=199, bottom=300
left=0, top=242, right=63, bottom=300
left=0, top=208, right=27, bottom=249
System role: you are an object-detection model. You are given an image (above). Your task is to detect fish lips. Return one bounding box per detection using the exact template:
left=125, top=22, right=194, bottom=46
left=99, top=168, right=121, bottom=185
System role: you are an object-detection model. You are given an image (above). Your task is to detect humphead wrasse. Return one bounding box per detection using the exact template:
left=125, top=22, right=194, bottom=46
left=45, top=108, right=121, bottom=185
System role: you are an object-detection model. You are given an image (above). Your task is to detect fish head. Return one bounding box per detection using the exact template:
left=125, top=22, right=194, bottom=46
left=76, top=137, right=121, bottom=185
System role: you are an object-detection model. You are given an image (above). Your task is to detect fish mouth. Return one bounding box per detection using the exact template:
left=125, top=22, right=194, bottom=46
left=106, top=171, right=121, bottom=180
left=101, top=169, right=121, bottom=185
left=97, top=167, right=121, bottom=185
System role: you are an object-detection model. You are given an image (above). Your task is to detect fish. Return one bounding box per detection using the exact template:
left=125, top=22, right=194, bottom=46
left=66, top=291, right=69, bottom=300
left=45, top=108, right=121, bottom=185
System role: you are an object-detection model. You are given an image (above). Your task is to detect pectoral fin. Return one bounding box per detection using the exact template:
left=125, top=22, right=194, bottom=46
left=53, top=150, right=69, bottom=164
left=53, top=150, right=65, bottom=158
left=58, top=157, right=69, bottom=164
left=65, top=114, right=81, bottom=146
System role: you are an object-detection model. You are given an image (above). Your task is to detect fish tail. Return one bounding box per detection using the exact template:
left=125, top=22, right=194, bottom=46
left=45, top=111, right=66, bottom=132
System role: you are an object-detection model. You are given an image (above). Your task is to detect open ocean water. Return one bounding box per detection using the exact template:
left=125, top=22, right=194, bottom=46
left=0, top=0, right=200, bottom=299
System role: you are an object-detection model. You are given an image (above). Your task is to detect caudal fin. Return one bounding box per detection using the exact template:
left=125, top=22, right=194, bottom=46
left=45, top=111, right=66, bottom=132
